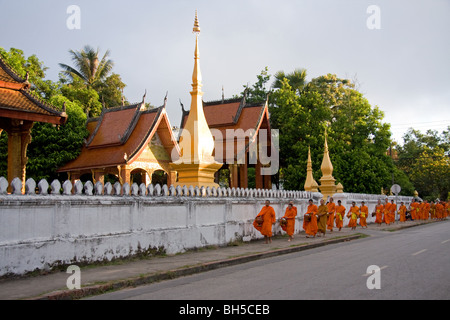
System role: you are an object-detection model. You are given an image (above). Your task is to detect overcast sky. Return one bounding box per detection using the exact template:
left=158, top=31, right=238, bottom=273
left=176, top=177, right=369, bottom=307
left=1, top=0, right=449, bottom=144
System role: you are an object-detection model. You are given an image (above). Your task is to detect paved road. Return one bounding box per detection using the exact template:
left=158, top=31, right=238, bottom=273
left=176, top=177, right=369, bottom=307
left=88, top=221, right=450, bottom=300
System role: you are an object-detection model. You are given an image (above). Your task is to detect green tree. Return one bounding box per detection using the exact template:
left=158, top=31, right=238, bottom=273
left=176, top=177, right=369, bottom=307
left=60, top=75, right=103, bottom=117
left=240, top=66, right=272, bottom=104
left=59, top=45, right=114, bottom=89
left=96, top=73, right=127, bottom=108
left=0, top=47, right=89, bottom=181
left=272, top=68, right=307, bottom=94
left=267, top=71, right=408, bottom=194
left=59, top=45, right=127, bottom=110
left=409, top=147, right=449, bottom=201
left=396, top=127, right=450, bottom=200
left=26, top=95, right=89, bottom=182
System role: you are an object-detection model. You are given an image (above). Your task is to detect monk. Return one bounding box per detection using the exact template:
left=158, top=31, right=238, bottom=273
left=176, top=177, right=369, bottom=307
left=374, top=199, right=384, bottom=225
left=317, top=199, right=328, bottom=237
left=418, top=200, right=425, bottom=220
left=423, top=200, right=430, bottom=220
left=443, top=200, right=448, bottom=219
left=430, top=201, right=436, bottom=219
left=410, top=199, right=419, bottom=221
left=435, top=200, right=444, bottom=220
left=388, top=199, right=397, bottom=224
left=335, top=200, right=346, bottom=231
left=359, top=201, right=368, bottom=228
left=303, top=199, right=318, bottom=238
left=253, top=200, right=276, bottom=244
left=383, top=198, right=391, bottom=224
left=399, top=201, right=407, bottom=222
left=326, top=197, right=336, bottom=232
left=281, top=201, right=297, bottom=241
left=347, top=202, right=359, bottom=230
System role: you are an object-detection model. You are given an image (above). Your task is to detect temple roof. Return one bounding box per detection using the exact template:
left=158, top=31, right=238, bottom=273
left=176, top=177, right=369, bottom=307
left=179, top=95, right=270, bottom=163
left=0, top=55, right=67, bottom=125
left=58, top=103, right=179, bottom=172
left=180, top=95, right=269, bottom=133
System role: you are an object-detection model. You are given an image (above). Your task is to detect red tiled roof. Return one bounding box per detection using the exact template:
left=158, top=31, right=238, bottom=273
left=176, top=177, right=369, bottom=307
left=58, top=105, right=179, bottom=172
left=180, top=96, right=270, bottom=163
left=86, top=104, right=141, bottom=148
left=0, top=56, right=67, bottom=125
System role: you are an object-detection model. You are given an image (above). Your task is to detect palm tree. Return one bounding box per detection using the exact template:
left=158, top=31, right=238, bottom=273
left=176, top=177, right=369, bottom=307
left=59, top=45, right=114, bottom=89
left=272, top=68, right=307, bottom=94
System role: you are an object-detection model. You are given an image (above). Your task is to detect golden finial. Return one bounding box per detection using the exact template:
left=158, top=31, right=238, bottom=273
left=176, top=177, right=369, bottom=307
left=193, top=10, right=201, bottom=34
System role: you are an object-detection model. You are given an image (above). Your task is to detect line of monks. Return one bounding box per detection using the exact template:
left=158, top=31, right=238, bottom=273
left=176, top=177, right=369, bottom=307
left=253, top=198, right=449, bottom=242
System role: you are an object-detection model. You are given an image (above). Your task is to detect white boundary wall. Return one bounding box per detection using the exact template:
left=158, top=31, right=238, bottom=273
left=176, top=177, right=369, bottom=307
left=0, top=177, right=412, bottom=276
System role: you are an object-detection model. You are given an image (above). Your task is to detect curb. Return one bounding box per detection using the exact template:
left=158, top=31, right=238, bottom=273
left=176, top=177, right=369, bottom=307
left=29, top=234, right=362, bottom=300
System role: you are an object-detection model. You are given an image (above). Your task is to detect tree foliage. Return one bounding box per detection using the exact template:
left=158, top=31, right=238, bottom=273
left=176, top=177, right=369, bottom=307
left=59, top=45, right=127, bottom=113
left=244, top=68, right=413, bottom=195
left=26, top=95, right=89, bottom=181
left=59, top=45, right=114, bottom=89
left=396, top=128, right=450, bottom=200
left=0, top=47, right=89, bottom=181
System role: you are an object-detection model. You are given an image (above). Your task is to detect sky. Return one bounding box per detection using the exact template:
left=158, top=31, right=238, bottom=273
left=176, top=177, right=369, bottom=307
left=1, top=0, right=449, bottom=144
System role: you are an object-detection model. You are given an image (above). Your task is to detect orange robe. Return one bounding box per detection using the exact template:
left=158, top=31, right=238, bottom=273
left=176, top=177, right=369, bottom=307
left=410, top=202, right=419, bottom=220
left=303, top=204, right=318, bottom=236
left=253, top=205, right=276, bottom=237
left=326, top=202, right=336, bottom=231
left=374, top=204, right=384, bottom=224
left=419, top=203, right=426, bottom=220
left=430, top=203, right=436, bottom=219
left=388, top=203, right=397, bottom=223
left=424, top=203, right=430, bottom=220
left=383, top=202, right=391, bottom=224
left=317, top=204, right=328, bottom=233
left=335, top=205, right=346, bottom=229
left=436, top=203, right=444, bottom=220
left=360, top=205, right=368, bottom=227
left=399, top=205, right=407, bottom=222
left=347, top=206, right=359, bottom=228
left=282, top=206, right=297, bottom=236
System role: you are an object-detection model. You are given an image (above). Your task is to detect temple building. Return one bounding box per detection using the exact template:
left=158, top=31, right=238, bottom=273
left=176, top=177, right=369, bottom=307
left=0, top=56, right=67, bottom=192
left=58, top=98, right=179, bottom=186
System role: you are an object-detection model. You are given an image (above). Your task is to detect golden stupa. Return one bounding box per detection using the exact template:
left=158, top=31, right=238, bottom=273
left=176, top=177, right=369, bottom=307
left=170, top=12, right=222, bottom=188
left=304, top=146, right=319, bottom=192
left=319, top=127, right=338, bottom=199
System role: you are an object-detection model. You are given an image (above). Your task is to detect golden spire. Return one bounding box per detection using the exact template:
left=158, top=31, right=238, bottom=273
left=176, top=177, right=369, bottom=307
left=304, top=146, right=318, bottom=192
left=193, top=10, right=201, bottom=34
left=320, top=127, right=334, bottom=178
left=170, top=11, right=222, bottom=188
left=319, top=126, right=338, bottom=198
left=191, top=11, right=202, bottom=99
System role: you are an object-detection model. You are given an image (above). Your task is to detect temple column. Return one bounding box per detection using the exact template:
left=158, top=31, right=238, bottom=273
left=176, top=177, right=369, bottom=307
left=119, top=166, right=131, bottom=185
left=92, top=169, right=105, bottom=185
left=229, top=164, right=239, bottom=189
left=167, top=171, right=177, bottom=187
left=255, top=160, right=263, bottom=190
left=5, top=119, right=33, bottom=193
left=263, top=169, right=272, bottom=190
left=239, top=162, right=248, bottom=189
